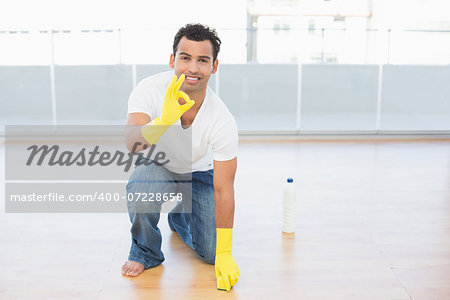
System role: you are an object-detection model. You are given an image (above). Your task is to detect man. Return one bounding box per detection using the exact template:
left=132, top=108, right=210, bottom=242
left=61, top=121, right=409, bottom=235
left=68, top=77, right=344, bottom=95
left=121, top=24, right=239, bottom=292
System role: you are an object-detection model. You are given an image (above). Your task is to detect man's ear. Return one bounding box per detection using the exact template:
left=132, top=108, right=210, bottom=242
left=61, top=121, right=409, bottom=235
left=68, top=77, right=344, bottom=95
left=212, top=59, right=219, bottom=74
left=169, top=54, right=175, bottom=68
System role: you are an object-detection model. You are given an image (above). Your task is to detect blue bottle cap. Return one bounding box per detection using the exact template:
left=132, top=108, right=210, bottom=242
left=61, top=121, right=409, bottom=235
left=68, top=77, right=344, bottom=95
left=287, top=178, right=293, bottom=183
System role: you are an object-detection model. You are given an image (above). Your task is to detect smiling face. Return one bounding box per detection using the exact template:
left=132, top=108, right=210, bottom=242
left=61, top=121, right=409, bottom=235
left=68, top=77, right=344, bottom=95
left=169, top=37, right=218, bottom=96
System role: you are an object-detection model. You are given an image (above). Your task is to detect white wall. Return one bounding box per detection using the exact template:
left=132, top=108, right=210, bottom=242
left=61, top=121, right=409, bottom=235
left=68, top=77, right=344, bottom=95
left=369, top=0, right=450, bottom=30
left=0, top=0, right=247, bottom=30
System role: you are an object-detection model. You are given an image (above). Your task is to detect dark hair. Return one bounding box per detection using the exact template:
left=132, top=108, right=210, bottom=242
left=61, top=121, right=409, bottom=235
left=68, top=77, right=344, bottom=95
left=173, top=23, right=221, bottom=62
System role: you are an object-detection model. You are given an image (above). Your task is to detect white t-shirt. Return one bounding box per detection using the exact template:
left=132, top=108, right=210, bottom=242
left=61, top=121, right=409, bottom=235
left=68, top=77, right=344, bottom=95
left=128, top=71, right=238, bottom=173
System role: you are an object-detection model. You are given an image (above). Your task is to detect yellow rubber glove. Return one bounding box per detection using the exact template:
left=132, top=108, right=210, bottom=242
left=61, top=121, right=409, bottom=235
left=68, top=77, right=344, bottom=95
left=141, top=74, right=195, bottom=145
left=215, top=228, right=240, bottom=291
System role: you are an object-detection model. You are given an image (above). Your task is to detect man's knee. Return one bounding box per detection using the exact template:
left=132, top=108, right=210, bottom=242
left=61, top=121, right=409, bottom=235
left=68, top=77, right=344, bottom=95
left=194, top=238, right=216, bottom=264
left=199, top=250, right=215, bottom=265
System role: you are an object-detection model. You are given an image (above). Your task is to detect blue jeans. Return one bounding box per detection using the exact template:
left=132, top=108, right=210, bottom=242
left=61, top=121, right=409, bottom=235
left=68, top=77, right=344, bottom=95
left=126, top=160, right=216, bottom=269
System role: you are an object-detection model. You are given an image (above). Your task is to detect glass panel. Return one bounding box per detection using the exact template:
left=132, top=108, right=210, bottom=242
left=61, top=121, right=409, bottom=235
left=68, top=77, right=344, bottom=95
left=380, top=65, right=450, bottom=130
left=219, top=64, right=298, bottom=130
left=54, top=65, right=132, bottom=124
left=0, top=66, right=53, bottom=125
left=300, top=64, right=379, bottom=131
left=136, top=65, right=172, bottom=83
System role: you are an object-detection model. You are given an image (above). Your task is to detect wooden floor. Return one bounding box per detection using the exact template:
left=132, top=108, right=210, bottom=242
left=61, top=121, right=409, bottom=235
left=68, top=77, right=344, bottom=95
left=1, top=139, right=450, bottom=299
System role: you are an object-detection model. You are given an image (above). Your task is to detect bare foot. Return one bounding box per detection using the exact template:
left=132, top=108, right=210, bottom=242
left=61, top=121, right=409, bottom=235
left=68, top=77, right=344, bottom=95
left=121, top=260, right=145, bottom=277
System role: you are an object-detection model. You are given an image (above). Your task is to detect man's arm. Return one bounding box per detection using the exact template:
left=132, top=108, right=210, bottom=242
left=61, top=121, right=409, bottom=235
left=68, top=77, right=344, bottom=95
left=125, top=113, right=151, bottom=153
left=213, top=157, right=237, bottom=227
left=213, top=157, right=240, bottom=291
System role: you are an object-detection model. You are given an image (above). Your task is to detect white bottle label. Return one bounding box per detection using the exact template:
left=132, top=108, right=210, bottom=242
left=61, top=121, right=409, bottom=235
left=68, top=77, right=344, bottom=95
left=282, top=182, right=296, bottom=233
